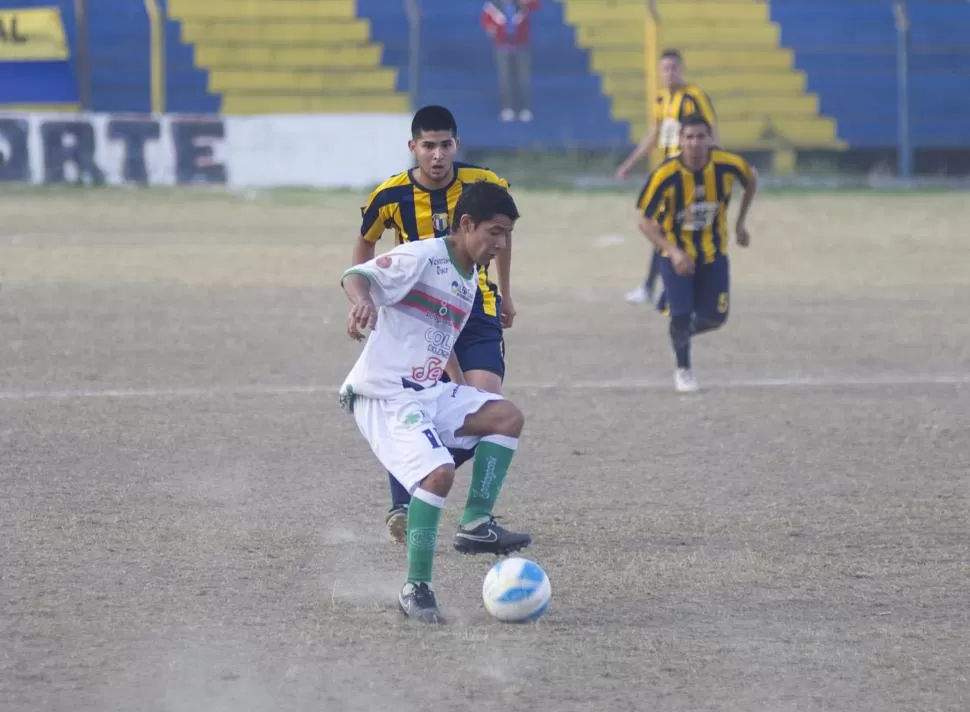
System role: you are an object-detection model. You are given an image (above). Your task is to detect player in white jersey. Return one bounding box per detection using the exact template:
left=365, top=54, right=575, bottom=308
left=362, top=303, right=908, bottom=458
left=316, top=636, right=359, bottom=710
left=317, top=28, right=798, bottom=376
left=339, top=181, right=531, bottom=624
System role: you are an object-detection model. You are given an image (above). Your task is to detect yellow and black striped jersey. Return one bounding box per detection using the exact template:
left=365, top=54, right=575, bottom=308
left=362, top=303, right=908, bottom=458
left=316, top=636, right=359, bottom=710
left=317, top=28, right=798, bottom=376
left=655, top=83, right=718, bottom=158
left=360, top=162, right=509, bottom=316
left=637, top=149, right=753, bottom=264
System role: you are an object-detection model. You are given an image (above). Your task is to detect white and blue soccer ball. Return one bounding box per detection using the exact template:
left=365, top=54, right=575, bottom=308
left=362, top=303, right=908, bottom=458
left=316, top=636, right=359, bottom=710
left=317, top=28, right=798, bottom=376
left=482, top=557, right=551, bottom=623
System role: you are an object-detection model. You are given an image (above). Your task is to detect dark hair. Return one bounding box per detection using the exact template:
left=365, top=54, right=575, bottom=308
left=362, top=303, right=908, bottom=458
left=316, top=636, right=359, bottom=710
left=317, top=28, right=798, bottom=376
left=660, top=48, right=683, bottom=63
left=454, top=181, right=520, bottom=226
left=411, top=105, right=458, bottom=139
left=680, top=113, right=712, bottom=134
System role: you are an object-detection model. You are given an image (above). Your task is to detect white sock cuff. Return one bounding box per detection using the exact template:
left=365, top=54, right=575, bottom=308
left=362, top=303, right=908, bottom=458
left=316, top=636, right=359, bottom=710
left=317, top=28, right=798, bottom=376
left=481, top=434, right=518, bottom=451
left=412, top=487, right=446, bottom=509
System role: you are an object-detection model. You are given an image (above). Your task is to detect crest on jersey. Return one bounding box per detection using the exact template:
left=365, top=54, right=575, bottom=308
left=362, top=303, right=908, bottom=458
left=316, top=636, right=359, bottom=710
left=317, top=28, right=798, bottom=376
left=432, top=212, right=450, bottom=233
left=376, top=255, right=392, bottom=268
left=695, top=185, right=706, bottom=198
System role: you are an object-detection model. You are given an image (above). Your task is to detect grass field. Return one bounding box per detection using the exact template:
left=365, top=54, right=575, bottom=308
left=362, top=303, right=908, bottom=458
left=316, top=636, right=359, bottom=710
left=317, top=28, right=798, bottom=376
left=2, top=187, right=968, bottom=712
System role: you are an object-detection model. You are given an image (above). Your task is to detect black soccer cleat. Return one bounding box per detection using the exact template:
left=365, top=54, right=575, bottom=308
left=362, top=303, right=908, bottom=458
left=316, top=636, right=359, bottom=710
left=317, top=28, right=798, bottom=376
left=453, top=516, right=532, bottom=556
left=398, top=582, right=446, bottom=624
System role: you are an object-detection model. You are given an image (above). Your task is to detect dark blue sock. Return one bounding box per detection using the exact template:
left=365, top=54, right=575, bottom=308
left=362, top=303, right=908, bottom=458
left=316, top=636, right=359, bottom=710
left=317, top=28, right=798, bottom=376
left=388, top=471, right=411, bottom=508
left=670, top=315, right=692, bottom=369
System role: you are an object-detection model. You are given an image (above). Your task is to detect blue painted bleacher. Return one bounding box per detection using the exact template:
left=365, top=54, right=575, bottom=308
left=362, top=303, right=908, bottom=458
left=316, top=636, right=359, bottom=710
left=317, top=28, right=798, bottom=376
left=357, top=0, right=629, bottom=149
left=770, top=0, right=970, bottom=148
left=86, top=1, right=217, bottom=113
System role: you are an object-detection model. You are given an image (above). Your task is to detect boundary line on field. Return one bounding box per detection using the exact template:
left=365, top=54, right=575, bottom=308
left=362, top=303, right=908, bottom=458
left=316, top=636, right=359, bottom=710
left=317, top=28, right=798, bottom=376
left=1, top=373, right=968, bottom=401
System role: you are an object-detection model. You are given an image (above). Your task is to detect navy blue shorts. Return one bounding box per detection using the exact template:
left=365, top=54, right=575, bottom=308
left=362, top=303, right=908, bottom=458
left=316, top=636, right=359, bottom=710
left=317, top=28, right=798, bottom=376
left=658, top=253, right=730, bottom=320
left=454, top=292, right=505, bottom=379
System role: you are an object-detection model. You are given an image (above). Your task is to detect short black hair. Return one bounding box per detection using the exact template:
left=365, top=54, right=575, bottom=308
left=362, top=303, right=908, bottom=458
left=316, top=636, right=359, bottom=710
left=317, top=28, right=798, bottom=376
left=660, top=48, right=683, bottom=63
left=454, top=181, right=519, bottom=226
left=411, top=105, right=458, bottom=139
left=680, top=113, right=712, bottom=134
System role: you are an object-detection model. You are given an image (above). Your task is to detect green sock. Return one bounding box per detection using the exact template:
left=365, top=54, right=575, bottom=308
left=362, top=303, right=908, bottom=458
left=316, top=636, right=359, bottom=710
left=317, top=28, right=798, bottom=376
left=460, top=435, right=519, bottom=528
left=406, top=489, right=445, bottom=584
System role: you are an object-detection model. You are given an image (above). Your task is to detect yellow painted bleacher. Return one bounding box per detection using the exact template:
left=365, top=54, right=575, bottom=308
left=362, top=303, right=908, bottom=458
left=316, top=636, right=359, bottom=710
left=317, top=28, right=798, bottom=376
left=167, top=0, right=407, bottom=114
left=0, top=104, right=79, bottom=113
left=561, top=0, right=844, bottom=152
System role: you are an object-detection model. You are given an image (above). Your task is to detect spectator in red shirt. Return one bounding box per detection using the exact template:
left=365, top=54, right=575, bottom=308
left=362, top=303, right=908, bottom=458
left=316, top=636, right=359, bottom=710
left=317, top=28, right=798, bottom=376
left=481, top=0, right=540, bottom=123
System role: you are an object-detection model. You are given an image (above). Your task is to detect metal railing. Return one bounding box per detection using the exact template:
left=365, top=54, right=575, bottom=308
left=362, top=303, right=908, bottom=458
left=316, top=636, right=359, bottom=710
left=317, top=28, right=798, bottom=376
left=894, top=1, right=912, bottom=179
left=143, top=0, right=166, bottom=114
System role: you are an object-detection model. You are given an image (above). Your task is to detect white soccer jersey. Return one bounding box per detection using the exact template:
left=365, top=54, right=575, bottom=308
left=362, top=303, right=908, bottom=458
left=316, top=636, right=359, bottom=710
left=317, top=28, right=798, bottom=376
left=339, top=238, right=479, bottom=400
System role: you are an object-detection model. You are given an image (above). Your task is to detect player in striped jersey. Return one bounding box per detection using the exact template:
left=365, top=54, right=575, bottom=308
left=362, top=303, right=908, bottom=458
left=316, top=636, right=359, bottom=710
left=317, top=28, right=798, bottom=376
left=617, top=49, right=720, bottom=307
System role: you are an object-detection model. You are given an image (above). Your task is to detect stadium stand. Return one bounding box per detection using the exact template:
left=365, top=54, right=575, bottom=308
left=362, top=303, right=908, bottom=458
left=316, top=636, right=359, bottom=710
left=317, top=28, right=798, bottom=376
left=4, top=0, right=969, bottom=155
left=357, top=0, right=629, bottom=149
left=88, top=0, right=216, bottom=113
left=563, top=0, right=843, bottom=152
left=168, top=0, right=406, bottom=114
left=770, top=0, right=970, bottom=149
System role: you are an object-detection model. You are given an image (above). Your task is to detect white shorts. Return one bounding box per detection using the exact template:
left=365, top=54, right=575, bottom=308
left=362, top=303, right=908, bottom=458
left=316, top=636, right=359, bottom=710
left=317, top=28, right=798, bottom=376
left=352, top=382, right=503, bottom=493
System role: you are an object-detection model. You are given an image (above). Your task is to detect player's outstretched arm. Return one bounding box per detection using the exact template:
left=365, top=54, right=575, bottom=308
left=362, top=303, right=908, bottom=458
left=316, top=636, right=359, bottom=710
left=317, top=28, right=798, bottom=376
left=735, top=167, right=758, bottom=247
left=616, top=122, right=660, bottom=180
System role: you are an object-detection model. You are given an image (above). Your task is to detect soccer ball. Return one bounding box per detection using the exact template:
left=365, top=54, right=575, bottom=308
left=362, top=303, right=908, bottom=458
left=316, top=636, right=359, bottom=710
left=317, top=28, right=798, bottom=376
left=482, top=557, right=551, bottom=623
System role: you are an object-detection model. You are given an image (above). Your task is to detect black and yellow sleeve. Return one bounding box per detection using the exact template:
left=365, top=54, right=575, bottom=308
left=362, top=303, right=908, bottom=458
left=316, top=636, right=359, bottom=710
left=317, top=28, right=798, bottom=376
left=714, top=150, right=754, bottom=188
left=637, top=162, right=677, bottom=220
left=359, top=187, right=395, bottom=243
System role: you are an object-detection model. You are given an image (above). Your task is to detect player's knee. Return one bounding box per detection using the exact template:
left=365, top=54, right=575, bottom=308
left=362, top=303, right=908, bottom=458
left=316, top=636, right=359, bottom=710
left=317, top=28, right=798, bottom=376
left=419, top=464, right=455, bottom=497
left=482, top=399, right=524, bottom=438
left=463, top=368, right=504, bottom=395
left=497, top=401, right=525, bottom=437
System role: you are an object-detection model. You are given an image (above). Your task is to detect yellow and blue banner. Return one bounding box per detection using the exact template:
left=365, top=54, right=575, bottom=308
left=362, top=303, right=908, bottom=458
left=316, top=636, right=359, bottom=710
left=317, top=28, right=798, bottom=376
left=0, top=7, right=68, bottom=61
left=0, top=6, right=77, bottom=105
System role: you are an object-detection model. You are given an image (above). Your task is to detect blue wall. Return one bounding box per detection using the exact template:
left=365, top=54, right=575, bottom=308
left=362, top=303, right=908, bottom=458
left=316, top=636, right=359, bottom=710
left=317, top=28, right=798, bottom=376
left=357, top=0, right=629, bottom=150
left=770, top=0, right=970, bottom=148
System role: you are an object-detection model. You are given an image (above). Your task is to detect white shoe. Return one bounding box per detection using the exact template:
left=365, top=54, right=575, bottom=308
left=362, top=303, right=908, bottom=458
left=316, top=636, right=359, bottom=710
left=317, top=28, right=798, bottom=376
left=625, top=284, right=650, bottom=304
left=518, top=109, right=533, bottom=122
left=500, top=109, right=515, bottom=122
left=674, top=368, right=699, bottom=393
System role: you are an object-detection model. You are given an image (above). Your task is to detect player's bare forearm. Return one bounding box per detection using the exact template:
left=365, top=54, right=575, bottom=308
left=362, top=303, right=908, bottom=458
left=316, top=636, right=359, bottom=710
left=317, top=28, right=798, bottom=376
left=495, top=235, right=512, bottom=301
left=634, top=129, right=659, bottom=160
left=342, top=273, right=373, bottom=305
left=637, top=216, right=671, bottom=254
left=351, top=236, right=376, bottom=266
left=619, top=125, right=659, bottom=171
left=736, top=170, right=759, bottom=225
